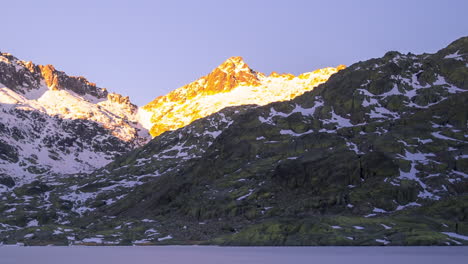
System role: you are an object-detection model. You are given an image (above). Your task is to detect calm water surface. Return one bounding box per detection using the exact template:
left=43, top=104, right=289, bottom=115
left=0, top=246, right=466, bottom=264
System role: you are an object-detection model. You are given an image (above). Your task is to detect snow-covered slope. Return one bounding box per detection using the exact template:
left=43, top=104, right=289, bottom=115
left=0, top=52, right=150, bottom=188
left=0, top=52, right=342, bottom=187
left=142, top=56, right=345, bottom=136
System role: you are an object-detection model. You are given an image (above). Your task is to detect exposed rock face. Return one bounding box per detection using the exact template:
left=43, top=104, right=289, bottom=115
left=159, top=56, right=263, bottom=103
left=0, top=52, right=150, bottom=186
left=142, top=56, right=345, bottom=136
left=38, top=64, right=108, bottom=98
left=107, top=93, right=130, bottom=105
left=0, top=53, right=43, bottom=93
left=197, top=56, right=263, bottom=95
left=0, top=53, right=107, bottom=98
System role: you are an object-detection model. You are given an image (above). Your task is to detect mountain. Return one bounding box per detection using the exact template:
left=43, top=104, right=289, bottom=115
left=0, top=37, right=467, bottom=246
left=0, top=52, right=150, bottom=189
left=0, top=52, right=344, bottom=188
left=140, top=56, right=345, bottom=136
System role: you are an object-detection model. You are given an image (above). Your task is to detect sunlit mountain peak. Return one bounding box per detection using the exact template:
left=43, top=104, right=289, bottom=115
left=140, top=58, right=345, bottom=137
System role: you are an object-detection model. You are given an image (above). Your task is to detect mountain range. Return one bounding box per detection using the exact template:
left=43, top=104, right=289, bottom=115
left=0, top=36, right=467, bottom=246
left=0, top=52, right=342, bottom=188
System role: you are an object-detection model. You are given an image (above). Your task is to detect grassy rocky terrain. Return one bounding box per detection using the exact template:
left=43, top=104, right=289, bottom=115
left=0, top=37, right=467, bottom=246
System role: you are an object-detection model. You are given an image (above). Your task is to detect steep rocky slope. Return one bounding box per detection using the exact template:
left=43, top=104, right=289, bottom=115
left=0, top=52, right=150, bottom=189
left=0, top=37, right=467, bottom=246
left=141, top=56, right=345, bottom=136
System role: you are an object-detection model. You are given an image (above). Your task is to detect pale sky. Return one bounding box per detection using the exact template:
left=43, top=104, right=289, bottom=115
left=2, top=0, right=467, bottom=105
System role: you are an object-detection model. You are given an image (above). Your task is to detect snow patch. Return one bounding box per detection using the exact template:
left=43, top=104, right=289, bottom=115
left=375, top=239, right=390, bottom=245
left=396, top=202, right=421, bottom=211
left=442, top=232, right=468, bottom=241
left=432, top=132, right=465, bottom=142
left=158, top=235, right=173, bottom=241
left=381, top=224, right=392, bottom=230
left=82, top=237, right=103, bottom=244
left=322, top=109, right=354, bottom=128
left=444, top=51, right=464, bottom=61
left=279, top=129, right=313, bottom=137
left=26, top=220, right=38, bottom=227
left=237, top=189, right=254, bottom=201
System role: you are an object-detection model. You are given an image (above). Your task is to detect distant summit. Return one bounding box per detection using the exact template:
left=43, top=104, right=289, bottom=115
left=142, top=57, right=344, bottom=136
left=0, top=52, right=150, bottom=186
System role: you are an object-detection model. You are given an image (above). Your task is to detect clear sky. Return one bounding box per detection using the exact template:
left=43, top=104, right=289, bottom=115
left=2, top=0, right=467, bottom=106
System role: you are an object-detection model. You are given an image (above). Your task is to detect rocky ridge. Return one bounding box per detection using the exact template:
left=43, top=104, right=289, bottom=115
left=141, top=56, right=345, bottom=136
left=0, top=51, right=342, bottom=190
left=0, top=52, right=150, bottom=189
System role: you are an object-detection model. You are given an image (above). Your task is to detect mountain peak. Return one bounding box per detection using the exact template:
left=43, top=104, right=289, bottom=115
left=216, top=56, right=252, bottom=74
left=143, top=55, right=344, bottom=136
left=224, top=56, right=246, bottom=64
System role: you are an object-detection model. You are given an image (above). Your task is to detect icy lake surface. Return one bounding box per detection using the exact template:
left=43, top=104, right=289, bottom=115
left=0, top=246, right=467, bottom=264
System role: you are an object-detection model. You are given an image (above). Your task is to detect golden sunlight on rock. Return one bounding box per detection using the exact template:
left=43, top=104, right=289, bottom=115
left=142, top=57, right=345, bottom=137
